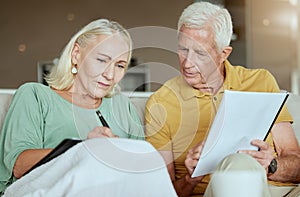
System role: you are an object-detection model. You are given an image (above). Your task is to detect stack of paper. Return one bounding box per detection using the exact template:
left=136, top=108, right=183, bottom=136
left=192, top=90, right=289, bottom=177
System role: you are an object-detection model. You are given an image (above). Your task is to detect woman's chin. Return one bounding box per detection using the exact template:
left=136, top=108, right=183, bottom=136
left=91, top=89, right=107, bottom=98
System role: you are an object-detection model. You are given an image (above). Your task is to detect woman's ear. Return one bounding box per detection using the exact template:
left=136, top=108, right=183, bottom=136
left=220, top=46, right=232, bottom=62
left=71, top=43, right=80, bottom=65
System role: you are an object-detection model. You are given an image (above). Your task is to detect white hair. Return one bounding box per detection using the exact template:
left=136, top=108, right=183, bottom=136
left=178, top=2, right=233, bottom=52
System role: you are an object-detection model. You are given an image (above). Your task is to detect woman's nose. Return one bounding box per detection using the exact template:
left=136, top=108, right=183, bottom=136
left=102, top=64, right=115, bottom=80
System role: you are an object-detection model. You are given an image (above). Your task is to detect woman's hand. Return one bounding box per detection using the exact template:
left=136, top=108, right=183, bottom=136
left=87, top=126, right=119, bottom=139
left=238, top=139, right=274, bottom=173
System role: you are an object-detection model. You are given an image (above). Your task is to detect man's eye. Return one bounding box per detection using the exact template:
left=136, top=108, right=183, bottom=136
left=195, top=50, right=207, bottom=56
left=178, top=48, right=189, bottom=56
left=197, top=53, right=205, bottom=57
left=178, top=47, right=188, bottom=52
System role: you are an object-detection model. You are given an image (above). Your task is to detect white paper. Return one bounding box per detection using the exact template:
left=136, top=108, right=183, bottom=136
left=192, top=90, right=288, bottom=177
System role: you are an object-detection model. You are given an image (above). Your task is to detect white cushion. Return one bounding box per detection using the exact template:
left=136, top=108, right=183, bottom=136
left=0, top=93, right=13, bottom=132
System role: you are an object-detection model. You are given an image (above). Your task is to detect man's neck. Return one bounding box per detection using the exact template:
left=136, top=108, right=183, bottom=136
left=198, top=64, right=226, bottom=95
left=198, top=79, right=224, bottom=95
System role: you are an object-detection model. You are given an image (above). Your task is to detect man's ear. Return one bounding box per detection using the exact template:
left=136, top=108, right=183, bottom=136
left=71, top=43, right=80, bottom=65
left=220, top=46, right=232, bottom=62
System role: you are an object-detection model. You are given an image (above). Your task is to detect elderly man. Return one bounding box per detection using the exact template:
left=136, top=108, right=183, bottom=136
left=145, top=2, right=300, bottom=196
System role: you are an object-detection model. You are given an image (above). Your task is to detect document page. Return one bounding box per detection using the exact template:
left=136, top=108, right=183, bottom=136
left=192, top=90, right=288, bottom=177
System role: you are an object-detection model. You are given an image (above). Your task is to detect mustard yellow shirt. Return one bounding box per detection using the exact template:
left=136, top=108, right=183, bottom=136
left=145, top=61, right=293, bottom=195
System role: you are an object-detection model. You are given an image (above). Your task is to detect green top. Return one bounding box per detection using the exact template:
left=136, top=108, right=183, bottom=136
left=0, top=83, right=144, bottom=193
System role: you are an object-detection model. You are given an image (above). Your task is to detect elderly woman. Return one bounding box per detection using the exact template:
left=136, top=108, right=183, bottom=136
left=0, top=19, right=145, bottom=194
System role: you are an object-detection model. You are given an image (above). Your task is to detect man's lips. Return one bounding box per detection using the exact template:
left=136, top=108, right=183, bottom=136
left=183, top=70, right=198, bottom=77
left=183, top=70, right=208, bottom=85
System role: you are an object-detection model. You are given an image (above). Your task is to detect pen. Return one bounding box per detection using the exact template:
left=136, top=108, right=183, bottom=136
left=96, top=110, right=110, bottom=128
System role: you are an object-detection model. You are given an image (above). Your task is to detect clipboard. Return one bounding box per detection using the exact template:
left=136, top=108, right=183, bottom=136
left=191, top=90, right=289, bottom=177
left=263, top=93, right=289, bottom=141
left=24, top=138, right=82, bottom=175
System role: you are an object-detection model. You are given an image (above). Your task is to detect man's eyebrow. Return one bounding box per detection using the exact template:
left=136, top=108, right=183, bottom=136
left=178, top=45, right=187, bottom=49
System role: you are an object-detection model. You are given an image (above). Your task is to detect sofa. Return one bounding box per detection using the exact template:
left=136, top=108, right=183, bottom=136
left=0, top=90, right=300, bottom=144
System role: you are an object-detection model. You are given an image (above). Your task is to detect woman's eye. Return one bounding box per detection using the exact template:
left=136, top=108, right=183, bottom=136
left=116, top=63, right=125, bottom=69
left=97, top=58, right=107, bottom=63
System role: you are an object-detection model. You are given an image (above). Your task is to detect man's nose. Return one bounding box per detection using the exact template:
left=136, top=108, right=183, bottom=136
left=183, top=51, right=196, bottom=69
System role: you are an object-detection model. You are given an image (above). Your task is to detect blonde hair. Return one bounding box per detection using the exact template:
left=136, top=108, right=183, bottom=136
left=45, top=19, right=132, bottom=96
left=178, top=2, right=232, bottom=52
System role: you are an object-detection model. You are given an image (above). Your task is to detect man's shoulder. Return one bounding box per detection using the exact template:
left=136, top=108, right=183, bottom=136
left=231, top=64, right=273, bottom=79
left=227, top=62, right=278, bottom=91
left=149, top=76, right=181, bottom=101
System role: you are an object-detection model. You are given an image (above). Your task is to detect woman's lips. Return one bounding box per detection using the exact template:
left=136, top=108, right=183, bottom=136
left=97, top=81, right=111, bottom=89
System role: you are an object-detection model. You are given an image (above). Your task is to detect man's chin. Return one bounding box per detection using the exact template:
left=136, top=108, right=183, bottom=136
left=182, top=78, right=214, bottom=93
left=183, top=77, right=204, bottom=87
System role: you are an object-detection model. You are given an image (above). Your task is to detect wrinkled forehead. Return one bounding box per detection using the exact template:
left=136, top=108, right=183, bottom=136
left=178, top=27, right=215, bottom=51
left=179, top=27, right=210, bottom=38
left=89, top=34, right=130, bottom=59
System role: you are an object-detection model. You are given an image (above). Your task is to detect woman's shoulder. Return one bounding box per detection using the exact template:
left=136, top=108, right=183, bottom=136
left=14, top=82, right=52, bottom=100
left=102, top=93, right=135, bottom=112
left=17, top=82, right=49, bottom=92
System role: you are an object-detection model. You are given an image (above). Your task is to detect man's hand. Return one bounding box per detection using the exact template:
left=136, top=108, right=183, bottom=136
left=238, top=139, right=274, bottom=173
left=184, top=142, right=205, bottom=184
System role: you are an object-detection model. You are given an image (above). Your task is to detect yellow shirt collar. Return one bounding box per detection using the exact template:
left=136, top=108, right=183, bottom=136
left=178, top=60, right=242, bottom=100
left=223, top=60, right=241, bottom=90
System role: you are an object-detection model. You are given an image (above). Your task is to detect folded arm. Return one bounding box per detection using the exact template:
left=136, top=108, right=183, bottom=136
left=13, top=149, right=52, bottom=178
left=14, top=126, right=118, bottom=179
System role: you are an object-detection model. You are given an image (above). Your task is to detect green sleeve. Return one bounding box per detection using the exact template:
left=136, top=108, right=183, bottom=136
left=0, top=83, right=45, bottom=191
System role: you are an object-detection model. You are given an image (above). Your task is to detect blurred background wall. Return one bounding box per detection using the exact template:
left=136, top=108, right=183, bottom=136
left=1, top=0, right=300, bottom=93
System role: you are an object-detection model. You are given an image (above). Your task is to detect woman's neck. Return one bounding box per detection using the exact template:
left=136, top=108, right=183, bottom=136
left=53, top=89, right=102, bottom=109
